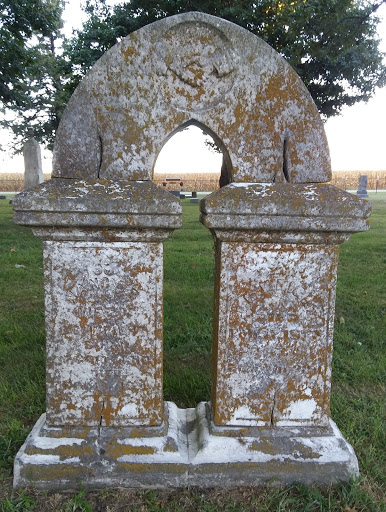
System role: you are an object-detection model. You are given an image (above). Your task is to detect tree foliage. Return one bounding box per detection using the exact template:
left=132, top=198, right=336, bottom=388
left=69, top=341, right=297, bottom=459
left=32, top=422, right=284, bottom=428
left=66, top=0, right=386, bottom=119
left=1, top=0, right=386, bottom=150
left=0, top=0, right=64, bottom=149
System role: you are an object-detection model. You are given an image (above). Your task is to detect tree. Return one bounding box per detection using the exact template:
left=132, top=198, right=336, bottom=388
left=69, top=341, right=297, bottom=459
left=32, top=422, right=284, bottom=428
left=2, top=0, right=386, bottom=150
left=66, top=0, right=386, bottom=118
left=0, top=0, right=64, bottom=150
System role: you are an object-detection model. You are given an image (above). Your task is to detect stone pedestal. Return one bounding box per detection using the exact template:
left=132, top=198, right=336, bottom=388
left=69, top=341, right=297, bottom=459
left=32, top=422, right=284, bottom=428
left=14, top=402, right=359, bottom=489
left=13, top=179, right=184, bottom=487
left=13, top=181, right=371, bottom=489
left=197, top=183, right=370, bottom=480
left=13, top=180, right=371, bottom=489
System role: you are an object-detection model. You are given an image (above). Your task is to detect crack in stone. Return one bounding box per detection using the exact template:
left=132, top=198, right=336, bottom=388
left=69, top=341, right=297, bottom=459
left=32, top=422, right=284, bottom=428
left=97, top=400, right=105, bottom=456
left=98, top=135, right=103, bottom=178
left=186, top=409, right=190, bottom=463
left=283, top=137, right=289, bottom=182
left=270, top=391, right=277, bottom=427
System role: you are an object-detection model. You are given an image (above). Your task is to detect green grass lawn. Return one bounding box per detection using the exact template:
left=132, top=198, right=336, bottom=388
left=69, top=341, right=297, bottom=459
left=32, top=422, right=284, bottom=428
left=0, top=191, right=385, bottom=511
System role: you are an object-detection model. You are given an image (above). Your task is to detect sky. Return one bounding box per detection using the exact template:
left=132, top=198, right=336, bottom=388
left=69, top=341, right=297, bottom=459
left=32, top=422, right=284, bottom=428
left=0, top=1, right=385, bottom=174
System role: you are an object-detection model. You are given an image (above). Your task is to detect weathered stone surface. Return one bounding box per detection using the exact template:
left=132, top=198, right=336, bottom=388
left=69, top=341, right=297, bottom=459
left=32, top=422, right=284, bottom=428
left=200, top=183, right=370, bottom=429
left=187, top=403, right=359, bottom=486
left=200, top=183, right=371, bottom=242
left=14, top=402, right=358, bottom=489
left=211, top=241, right=338, bottom=427
left=52, top=12, right=330, bottom=183
left=13, top=179, right=181, bottom=216
left=13, top=11, right=370, bottom=490
left=13, top=179, right=181, bottom=428
left=44, top=241, right=164, bottom=427
left=13, top=179, right=182, bottom=241
left=23, top=131, right=43, bottom=189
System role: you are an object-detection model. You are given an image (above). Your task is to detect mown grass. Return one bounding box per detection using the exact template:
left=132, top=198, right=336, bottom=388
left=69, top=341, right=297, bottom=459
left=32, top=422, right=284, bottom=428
left=0, top=191, right=385, bottom=511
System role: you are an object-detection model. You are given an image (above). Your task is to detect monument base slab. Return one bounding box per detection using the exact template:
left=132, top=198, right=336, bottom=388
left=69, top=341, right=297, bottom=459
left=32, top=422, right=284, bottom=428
left=14, top=402, right=358, bottom=490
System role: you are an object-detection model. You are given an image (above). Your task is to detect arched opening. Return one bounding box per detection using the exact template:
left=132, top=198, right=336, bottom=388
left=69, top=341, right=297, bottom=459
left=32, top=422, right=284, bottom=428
left=153, top=120, right=233, bottom=191
left=153, top=122, right=231, bottom=409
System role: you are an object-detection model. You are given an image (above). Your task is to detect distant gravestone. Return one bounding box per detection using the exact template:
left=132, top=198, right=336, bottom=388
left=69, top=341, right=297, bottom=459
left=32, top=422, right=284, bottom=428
left=0, top=195, right=6, bottom=200
left=356, top=175, right=369, bottom=198
left=190, top=198, right=199, bottom=203
left=192, top=191, right=197, bottom=198
left=13, top=12, right=370, bottom=490
left=23, top=129, right=43, bottom=190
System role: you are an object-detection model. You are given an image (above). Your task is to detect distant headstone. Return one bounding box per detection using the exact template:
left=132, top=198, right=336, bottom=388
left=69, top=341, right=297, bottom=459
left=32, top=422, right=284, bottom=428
left=356, top=175, right=369, bottom=198
left=190, top=198, right=199, bottom=203
left=0, top=195, right=6, bottom=200
left=192, top=191, right=197, bottom=198
left=23, top=129, right=43, bottom=190
left=180, top=193, right=186, bottom=199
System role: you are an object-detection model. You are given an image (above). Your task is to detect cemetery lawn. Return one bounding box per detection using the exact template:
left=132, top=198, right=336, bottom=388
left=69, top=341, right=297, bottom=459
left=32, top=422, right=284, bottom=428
left=0, top=192, right=385, bottom=511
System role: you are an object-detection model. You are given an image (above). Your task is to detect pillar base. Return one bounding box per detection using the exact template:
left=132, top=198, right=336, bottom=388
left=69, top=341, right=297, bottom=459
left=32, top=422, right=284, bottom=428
left=14, top=402, right=358, bottom=489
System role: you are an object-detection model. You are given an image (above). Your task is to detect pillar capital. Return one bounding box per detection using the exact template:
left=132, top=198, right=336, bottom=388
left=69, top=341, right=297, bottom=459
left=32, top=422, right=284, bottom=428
left=13, top=178, right=182, bottom=242
left=200, top=183, right=370, bottom=244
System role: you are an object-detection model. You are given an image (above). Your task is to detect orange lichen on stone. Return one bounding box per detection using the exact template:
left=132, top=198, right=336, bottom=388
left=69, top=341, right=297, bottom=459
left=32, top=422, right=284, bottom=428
left=43, top=240, right=165, bottom=428
left=201, top=182, right=370, bottom=428
left=50, top=12, right=330, bottom=183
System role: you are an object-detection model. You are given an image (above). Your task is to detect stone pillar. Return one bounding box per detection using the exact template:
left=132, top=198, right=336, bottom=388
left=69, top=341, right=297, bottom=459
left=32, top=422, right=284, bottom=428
left=201, top=183, right=370, bottom=429
left=23, top=129, right=43, bottom=189
left=189, top=183, right=371, bottom=484
left=43, top=240, right=165, bottom=427
left=13, top=178, right=188, bottom=488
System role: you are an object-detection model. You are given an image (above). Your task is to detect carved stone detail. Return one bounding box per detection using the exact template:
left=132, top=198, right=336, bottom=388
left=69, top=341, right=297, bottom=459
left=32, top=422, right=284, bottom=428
left=160, top=21, right=239, bottom=112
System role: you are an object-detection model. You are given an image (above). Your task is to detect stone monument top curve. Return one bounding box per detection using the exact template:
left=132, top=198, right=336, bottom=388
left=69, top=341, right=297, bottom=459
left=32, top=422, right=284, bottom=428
left=53, top=11, right=331, bottom=184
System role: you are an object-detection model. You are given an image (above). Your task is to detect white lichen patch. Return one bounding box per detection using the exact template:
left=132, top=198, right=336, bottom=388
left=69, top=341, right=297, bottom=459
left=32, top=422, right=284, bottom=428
left=20, top=454, right=81, bottom=465
left=280, top=399, right=318, bottom=421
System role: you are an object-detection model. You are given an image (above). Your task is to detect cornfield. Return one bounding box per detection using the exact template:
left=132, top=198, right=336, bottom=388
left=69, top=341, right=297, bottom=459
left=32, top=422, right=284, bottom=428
left=328, top=170, right=386, bottom=191
left=153, top=173, right=220, bottom=192
left=0, top=173, right=52, bottom=192
left=1, top=170, right=385, bottom=192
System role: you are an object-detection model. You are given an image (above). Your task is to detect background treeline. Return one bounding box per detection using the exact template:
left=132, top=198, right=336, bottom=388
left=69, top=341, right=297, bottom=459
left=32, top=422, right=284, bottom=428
left=1, top=0, right=385, bottom=151
left=1, top=171, right=385, bottom=193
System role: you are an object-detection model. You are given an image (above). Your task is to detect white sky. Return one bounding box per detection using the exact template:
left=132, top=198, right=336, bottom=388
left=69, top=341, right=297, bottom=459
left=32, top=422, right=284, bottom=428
left=0, top=1, right=385, bottom=174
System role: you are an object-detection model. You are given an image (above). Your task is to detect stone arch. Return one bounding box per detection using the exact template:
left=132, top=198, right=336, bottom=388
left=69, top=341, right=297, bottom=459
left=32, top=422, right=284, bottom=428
left=153, top=119, right=233, bottom=187
left=52, top=12, right=330, bottom=184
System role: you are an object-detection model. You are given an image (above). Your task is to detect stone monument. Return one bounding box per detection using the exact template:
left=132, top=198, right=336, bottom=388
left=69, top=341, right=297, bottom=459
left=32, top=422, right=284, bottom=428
left=23, top=128, right=43, bottom=189
left=356, top=175, right=369, bottom=198
left=13, top=12, right=370, bottom=489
